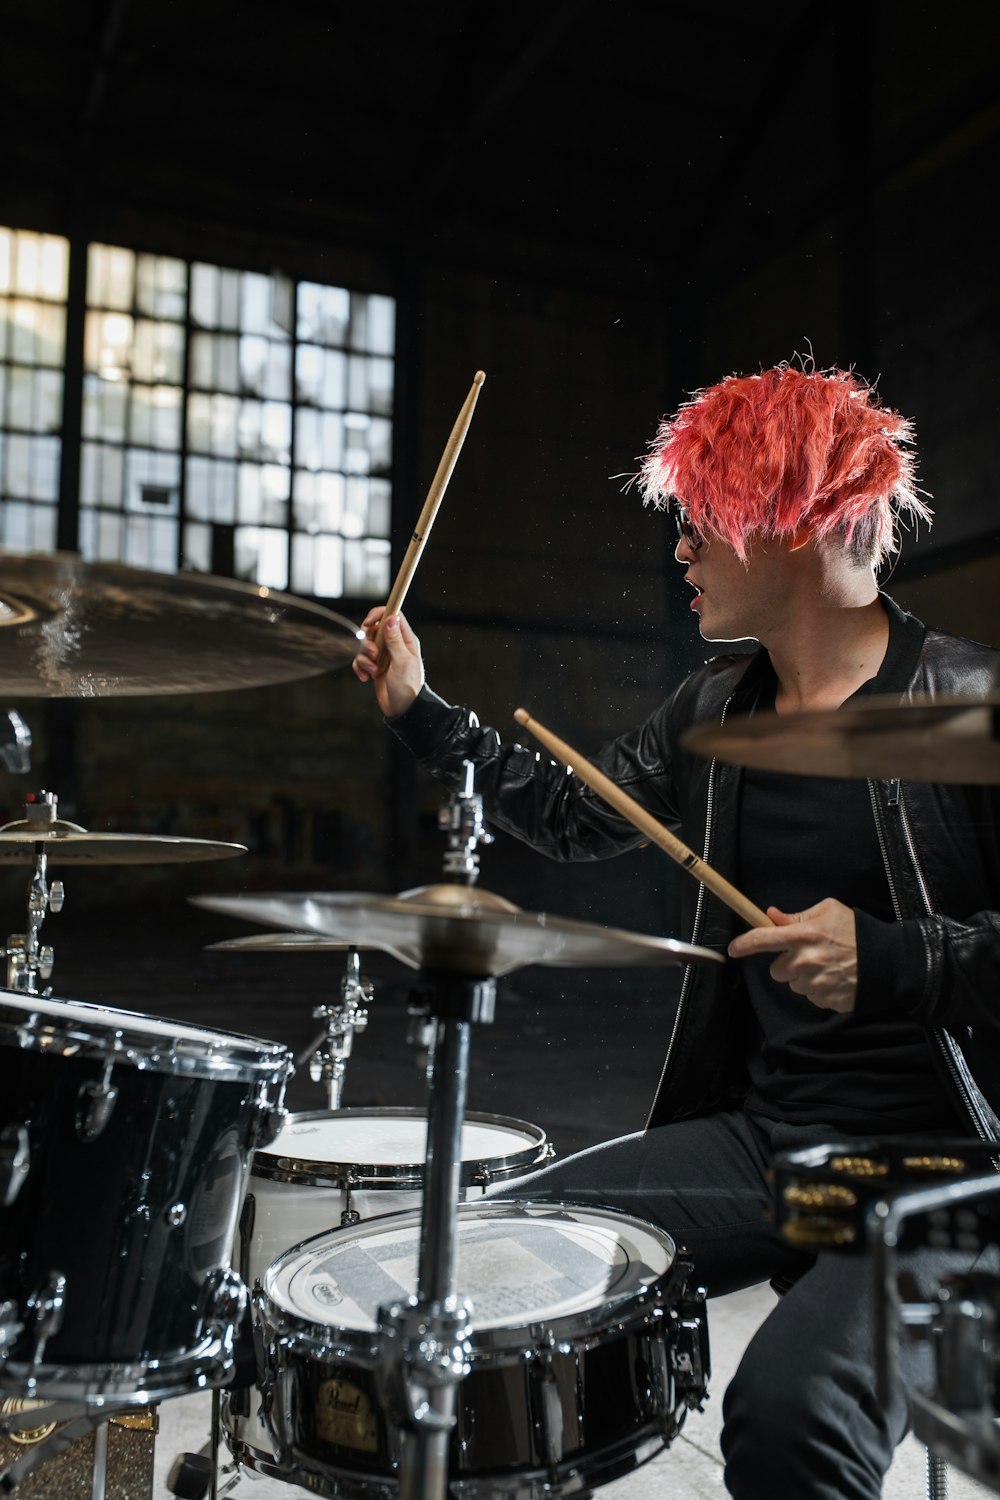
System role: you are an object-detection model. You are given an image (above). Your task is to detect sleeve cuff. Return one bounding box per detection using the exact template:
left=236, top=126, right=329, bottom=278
left=854, top=909, right=929, bottom=1016
left=385, top=684, right=460, bottom=758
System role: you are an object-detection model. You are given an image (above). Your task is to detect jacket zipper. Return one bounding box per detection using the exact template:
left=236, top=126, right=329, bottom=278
left=869, top=779, right=995, bottom=1143
left=657, top=695, right=732, bottom=1095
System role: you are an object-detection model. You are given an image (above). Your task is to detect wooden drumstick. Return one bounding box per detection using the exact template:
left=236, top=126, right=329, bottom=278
left=374, top=370, right=486, bottom=651
left=513, top=707, right=774, bottom=930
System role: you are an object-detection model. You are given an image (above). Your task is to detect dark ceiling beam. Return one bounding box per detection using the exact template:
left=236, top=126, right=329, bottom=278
left=80, top=0, right=133, bottom=135
left=698, top=61, right=1000, bottom=294
left=416, top=0, right=595, bottom=206
left=676, top=11, right=832, bottom=268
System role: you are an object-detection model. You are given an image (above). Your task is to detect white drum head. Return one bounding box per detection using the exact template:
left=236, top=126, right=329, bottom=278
left=253, top=1108, right=547, bottom=1187
left=265, top=1200, right=674, bottom=1335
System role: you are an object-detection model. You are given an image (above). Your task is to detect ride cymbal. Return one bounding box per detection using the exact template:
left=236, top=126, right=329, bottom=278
left=0, top=551, right=362, bottom=696
left=682, top=694, right=1000, bottom=785
left=193, top=884, right=724, bottom=979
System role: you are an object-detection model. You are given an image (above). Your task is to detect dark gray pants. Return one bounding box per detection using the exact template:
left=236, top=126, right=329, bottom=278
left=500, top=1109, right=974, bottom=1500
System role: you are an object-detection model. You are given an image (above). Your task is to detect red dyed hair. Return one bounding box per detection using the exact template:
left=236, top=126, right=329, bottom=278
left=637, top=364, right=930, bottom=564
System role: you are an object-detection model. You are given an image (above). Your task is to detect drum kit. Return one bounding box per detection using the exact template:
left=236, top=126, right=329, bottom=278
left=2, top=543, right=1000, bottom=1499
left=0, top=551, right=717, bottom=1500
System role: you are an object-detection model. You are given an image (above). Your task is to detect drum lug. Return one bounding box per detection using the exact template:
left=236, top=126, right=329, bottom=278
left=0, top=1123, right=30, bottom=1206
left=533, top=1358, right=565, bottom=1479
left=671, top=1287, right=710, bottom=1410
left=340, top=1174, right=362, bottom=1226
left=24, top=1272, right=67, bottom=1372
left=199, top=1268, right=248, bottom=1343
left=75, top=1061, right=119, bottom=1141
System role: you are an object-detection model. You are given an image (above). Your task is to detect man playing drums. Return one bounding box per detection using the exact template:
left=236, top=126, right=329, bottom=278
left=353, top=363, right=1000, bottom=1499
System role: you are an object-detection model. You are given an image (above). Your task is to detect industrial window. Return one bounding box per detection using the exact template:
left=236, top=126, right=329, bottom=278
left=0, top=228, right=68, bottom=552
left=2, top=226, right=394, bottom=600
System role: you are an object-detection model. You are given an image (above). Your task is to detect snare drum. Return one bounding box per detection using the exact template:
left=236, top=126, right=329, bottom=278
left=255, top=1199, right=709, bottom=1499
left=0, top=989, right=291, bottom=1405
left=225, top=1108, right=554, bottom=1470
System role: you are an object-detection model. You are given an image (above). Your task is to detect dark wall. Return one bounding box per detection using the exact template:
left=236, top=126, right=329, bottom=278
left=1, top=6, right=998, bottom=1007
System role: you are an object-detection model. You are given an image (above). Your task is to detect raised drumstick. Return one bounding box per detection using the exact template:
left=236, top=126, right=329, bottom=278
left=513, top=707, right=773, bottom=930
left=374, top=370, right=486, bottom=652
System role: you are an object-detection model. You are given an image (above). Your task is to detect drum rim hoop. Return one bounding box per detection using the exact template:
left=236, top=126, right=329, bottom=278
left=258, top=1198, right=679, bottom=1354
left=250, top=1108, right=550, bottom=1187
left=0, top=988, right=292, bottom=1082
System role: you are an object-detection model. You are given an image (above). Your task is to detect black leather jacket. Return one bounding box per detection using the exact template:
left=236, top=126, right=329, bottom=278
left=389, top=596, right=1000, bottom=1137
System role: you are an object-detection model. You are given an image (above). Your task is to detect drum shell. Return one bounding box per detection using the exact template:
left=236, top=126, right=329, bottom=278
left=225, top=1109, right=554, bottom=1468
left=254, top=1201, right=705, bottom=1498
left=0, top=990, right=291, bottom=1393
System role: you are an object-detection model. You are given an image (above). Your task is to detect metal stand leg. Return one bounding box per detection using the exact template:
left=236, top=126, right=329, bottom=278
left=378, top=974, right=495, bottom=1500
left=90, top=1421, right=109, bottom=1500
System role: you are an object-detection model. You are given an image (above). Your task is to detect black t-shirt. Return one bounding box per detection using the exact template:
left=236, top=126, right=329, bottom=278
left=738, top=669, right=959, bottom=1132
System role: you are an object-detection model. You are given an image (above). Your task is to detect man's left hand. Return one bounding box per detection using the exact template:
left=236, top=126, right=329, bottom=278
left=727, top=899, right=858, bottom=1013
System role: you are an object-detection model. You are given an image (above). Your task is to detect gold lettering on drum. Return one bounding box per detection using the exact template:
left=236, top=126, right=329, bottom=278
left=315, top=1379, right=378, bottom=1453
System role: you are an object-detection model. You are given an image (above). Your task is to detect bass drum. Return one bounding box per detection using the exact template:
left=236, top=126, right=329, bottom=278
left=254, top=1199, right=709, bottom=1499
left=224, top=1108, right=554, bottom=1471
left=0, top=989, right=291, bottom=1405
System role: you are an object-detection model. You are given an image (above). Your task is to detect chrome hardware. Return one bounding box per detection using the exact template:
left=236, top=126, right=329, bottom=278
left=75, top=1061, right=119, bottom=1141
left=302, top=949, right=373, bottom=1110
left=0, top=1301, right=22, bottom=1357
left=164, top=1202, right=187, bottom=1228
left=0, top=1125, right=30, bottom=1207
left=377, top=1297, right=472, bottom=1431
left=3, top=795, right=67, bottom=995
left=0, top=711, right=31, bottom=775
left=438, top=760, right=493, bottom=885
left=25, top=1273, right=67, bottom=1368
left=199, top=1267, right=247, bottom=1340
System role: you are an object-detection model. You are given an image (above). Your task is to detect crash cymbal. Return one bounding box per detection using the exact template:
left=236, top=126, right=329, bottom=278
left=193, top=883, right=724, bottom=979
left=0, top=816, right=246, bottom=864
left=208, top=933, right=359, bottom=953
left=682, top=694, right=1000, bottom=784
left=0, top=550, right=362, bottom=695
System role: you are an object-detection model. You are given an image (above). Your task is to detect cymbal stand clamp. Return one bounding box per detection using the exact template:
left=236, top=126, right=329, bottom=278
left=302, top=949, right=372, bottom=1110
left=439, top=760, right=492, bottom=885
left=4, top=796, right=65, bottom=994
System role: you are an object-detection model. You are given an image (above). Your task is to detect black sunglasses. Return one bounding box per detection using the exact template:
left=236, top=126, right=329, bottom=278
left=673, top=505, right=704, bottom=551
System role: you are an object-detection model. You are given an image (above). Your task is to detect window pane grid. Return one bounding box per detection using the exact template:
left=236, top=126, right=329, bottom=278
left=1, top=226, right=68, bottom=548
left=5, top=229, right=394, bottom=598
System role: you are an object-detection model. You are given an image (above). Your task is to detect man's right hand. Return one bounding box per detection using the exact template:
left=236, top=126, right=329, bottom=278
left=352, top=607, right=426, bottom=718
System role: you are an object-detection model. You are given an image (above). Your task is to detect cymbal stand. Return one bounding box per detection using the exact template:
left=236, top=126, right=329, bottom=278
left=2, top=795, right=64, bottom=995
left=296, top=949, right=373, bottom=1109
left=438, top=758, right=493, bottom=883
left=378, top=764, right=495, bottom=1500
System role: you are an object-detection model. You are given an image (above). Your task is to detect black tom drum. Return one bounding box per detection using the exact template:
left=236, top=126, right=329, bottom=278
left=0, top=988, right=291, bottom=1405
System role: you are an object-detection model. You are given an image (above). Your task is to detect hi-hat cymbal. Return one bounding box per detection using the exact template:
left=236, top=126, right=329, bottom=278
left=0, top=816, right=246, bottom=864
left=0, top=550, right=363, bottom=696
left=208, top=933, right=360, bottom=953
left=193, top=883, right=723, bottom=978
left=682, top=694, right=1000, bottom=784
